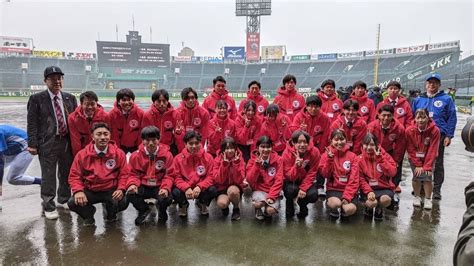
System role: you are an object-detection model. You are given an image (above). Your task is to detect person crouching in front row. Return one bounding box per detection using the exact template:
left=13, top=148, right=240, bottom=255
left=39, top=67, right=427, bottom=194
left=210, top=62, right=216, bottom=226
left=67, top=122, right=128, bottom=226
left=246, top=136, right=284, bottom=220
left=171, top=131, right=216, bottom=217
left=319, top=129, right=359, bottom=220
left=126, top=126, right=174, bottom=225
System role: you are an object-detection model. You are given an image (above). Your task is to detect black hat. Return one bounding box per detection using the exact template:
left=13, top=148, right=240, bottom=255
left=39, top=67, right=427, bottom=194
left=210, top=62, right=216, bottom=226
left=44, top=66, right=64, bottom=78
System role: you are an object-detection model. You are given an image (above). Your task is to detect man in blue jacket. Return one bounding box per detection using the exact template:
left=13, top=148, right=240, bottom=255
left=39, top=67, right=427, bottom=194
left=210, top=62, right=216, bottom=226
left=1, top=125, right=42, bottom=211
left=411, top=73, right=457, bottom=200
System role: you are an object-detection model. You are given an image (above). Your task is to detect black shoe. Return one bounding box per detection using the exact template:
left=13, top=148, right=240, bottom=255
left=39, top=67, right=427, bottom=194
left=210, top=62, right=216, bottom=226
left=297, top=204, right=308, bottom=218
left=432, top=192, right=442, bottom=200
left=374, top=207, right=384, bottom=221
left=158, top=208, right=168, bottom=222
left=285, top=199, right=295, bottom=216
left=222, top=207, right=230, bottom=216
left=231, top=208, right=241, bottom=221
left=329, top=209, right=340, bottom=219
left=364, top=207, right=374, bottom=218
left=135, top=210, right=150, bottom=226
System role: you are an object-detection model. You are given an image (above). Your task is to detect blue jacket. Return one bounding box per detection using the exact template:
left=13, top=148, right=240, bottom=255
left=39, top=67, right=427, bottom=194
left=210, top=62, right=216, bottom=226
left=411, top=90, right=457, bottom=138
left=0, top=125, right=28, bottom=156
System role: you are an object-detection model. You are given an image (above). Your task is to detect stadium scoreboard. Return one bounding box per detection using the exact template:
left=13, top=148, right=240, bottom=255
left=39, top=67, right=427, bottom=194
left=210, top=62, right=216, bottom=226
left=96, top=31, right=170, bottom=68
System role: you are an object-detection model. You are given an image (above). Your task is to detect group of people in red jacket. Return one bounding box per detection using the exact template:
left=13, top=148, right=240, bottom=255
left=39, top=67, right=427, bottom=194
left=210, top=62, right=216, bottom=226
left=67, top=74, right=440, bottom=225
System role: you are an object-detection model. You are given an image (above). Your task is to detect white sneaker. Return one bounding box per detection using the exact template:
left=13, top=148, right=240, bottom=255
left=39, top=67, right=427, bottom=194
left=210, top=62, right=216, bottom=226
left=413, top=196, right=422, bottom=207
left=423, top=198, right=433, bottom=210
left=44, top=210, right=59, bottom=220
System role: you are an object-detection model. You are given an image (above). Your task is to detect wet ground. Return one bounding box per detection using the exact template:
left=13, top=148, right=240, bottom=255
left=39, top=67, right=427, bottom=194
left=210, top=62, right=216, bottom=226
left=0, top=98, right=473, bottom=265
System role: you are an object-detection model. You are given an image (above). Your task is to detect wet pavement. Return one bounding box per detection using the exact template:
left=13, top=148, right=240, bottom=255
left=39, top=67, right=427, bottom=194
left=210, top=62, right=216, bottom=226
left=0, top=98, right=473, bottom=265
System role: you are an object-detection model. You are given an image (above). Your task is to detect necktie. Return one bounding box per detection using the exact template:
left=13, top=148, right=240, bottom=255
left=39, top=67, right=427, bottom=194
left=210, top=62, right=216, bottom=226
left=391, top=100, right=396, bottom=106
left=98, top=152, right=105, bottom=158
left=382, top=127, right=389, bottom=135
left=347, top=121, right=353, bottom=129
left=53, top=96, right=67, bottom=136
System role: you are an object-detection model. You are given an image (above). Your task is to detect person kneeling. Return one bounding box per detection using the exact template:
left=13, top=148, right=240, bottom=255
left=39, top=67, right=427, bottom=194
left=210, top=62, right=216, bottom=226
left=68, top=122, right=128, bottom=225
left=246, top=136, right=284, bottom=220
left=127, top=126, right=174, bottom=225
left=282, top=130, right=321, bottom=218
left=319, top=129, right=359, bottom=220
left=212, top=137, right=245, bottom=221
left=358, top=134, right=397, bottom=221
left=171, top=131, right=216, bottom=217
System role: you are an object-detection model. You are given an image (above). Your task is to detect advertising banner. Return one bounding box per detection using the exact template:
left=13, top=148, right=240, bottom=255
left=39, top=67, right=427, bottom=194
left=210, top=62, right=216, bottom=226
left=113, top=68, right=157, bottom=75
left=201, top=56, right=223, bottom=63
left=395, top=45, right=426, bottom=54
left=224, top=46, right=245, bottom=60
left=261, top=45, right=284, bottom=60
left=428, top=41, right=460, bottom=51
left=32, top=50, right=65, bottom=58
left=246, top=32, right=260, bottom=61
left=290, top=55, right=310, bottom=61
left=66, top=52, right=95, bottom=60
left=365, top=49, right=394, bottom=57
left=315, top=53, right=338, bottom=60
left=0, top=36, right=33, bottom=53
left=173, top=56, right=192, bottom=62
left=337, top=51, right=364, bottom=59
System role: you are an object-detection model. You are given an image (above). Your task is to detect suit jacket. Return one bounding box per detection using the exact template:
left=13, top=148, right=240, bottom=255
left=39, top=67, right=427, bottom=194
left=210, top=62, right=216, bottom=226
left=27, top=89, right=77, bottom=154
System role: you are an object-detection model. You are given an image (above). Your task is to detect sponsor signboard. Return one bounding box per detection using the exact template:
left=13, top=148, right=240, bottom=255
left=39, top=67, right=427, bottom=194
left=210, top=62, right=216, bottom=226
left=200, top=56, right=223, bottom=63
left=173, top=56, right=192, bottom=62
left=315, top=53, right=338, bottom=60
left=224, top=46, right=245, bottom=60
left=395, top=44, right=426, bottom=54
left=0, top=36, right=33, bottom=53
left=428, top=41, right=460, bottom=51
left=66, top=52, right=95, bottom=60
left=261, top=45, right=285, bottom=60
left=32, top=50, right=65, bottom=58
left=337, top=51, right=364, bottom=59
left=365, top=49, right=394, bottom=57
left=290, top=55, right=310, bottom=61
left=246, top=32, right=260, bottom=61
left=114, top=68, right=157, bottom=75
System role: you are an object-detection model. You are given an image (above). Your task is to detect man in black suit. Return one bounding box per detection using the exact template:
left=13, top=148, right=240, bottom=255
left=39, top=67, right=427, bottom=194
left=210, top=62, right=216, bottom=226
left=27, top=66, right=78, bottom=220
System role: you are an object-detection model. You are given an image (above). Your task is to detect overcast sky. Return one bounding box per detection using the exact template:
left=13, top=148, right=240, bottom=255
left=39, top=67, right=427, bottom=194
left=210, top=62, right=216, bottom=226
left=1, top=0, right=473, bottom=57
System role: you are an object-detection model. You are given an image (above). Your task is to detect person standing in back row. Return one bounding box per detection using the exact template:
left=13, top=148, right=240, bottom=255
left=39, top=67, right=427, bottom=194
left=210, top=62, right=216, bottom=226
left=27, top=66, right=78, bottom=220
left=273, top=74, right=306, bottom=122
left=202, top=76, right=237, bottom=119
left=411, top=73, right=457, bottom=200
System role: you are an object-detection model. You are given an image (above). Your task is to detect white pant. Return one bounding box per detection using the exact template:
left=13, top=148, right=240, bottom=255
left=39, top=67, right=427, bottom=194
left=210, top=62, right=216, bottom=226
left=2, top=150, right=37, bottom=185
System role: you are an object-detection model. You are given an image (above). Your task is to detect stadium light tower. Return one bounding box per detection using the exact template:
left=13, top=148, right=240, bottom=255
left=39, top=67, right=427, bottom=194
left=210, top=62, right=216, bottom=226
left=236, top=0, right=271, bottom=62
left=373, top=23, right=381, bottom=86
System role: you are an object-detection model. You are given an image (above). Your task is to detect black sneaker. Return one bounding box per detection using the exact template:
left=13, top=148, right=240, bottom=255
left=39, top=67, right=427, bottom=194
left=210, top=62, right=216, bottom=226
left=432, top=192, right=442, bottom=200
left=222, top=207, right=230, bottom=216
left=329, top=209, right=340, bottom=219
left=374, top=207, right=384, bottom=221
left=231, top=208, right=241, bottom=221
left=158, top=208, right=168, bottom=222
left=364, top=207, right=374, bottom=218
left=83, top=217, right=95, bottom=226
left=297, top=204, right=308, bottom=218
left=134, top=209, right=150, bottom=225
left=285, top=199, right=295, bottom=216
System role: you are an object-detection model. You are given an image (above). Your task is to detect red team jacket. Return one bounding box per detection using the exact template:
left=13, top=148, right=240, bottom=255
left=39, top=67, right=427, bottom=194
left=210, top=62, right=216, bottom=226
left=281, top=144, right=321, bottom=192
left=258, top=114, right=292, bottom=153
left=171, top=148, right=214, bottom=192
left=319, top=145, right=359, bottom=201
left=141, top=103, right=177, bottom=147
left=376, top=96, right=414, bottom=128
left=206, top=115, right=236, bottom=155
left=405, top=120, right=441, bottom=172
left=238, top=92, right=269, bottom=117
left=174, top=102, right=210, bottom=151
left=68, top=105, right=109, bottom=156
left=234, top=114, right=263, bottom=147
left=358, top=148, right=398, bottom=194
left=202, top=90, right=237, bottom=119
left=367, top=119, right=407, bottom=163
left=330, top=115, right=367, bottom=155
left=318, top=91, right=343, bottom=123
left=289, top=110, right=331, bottom=154
left=246, top=151, right=284, bottom=201
left=273, top=87, right=306, bottom=121
left=108, top=101, right=144, bottom=149
left=350, top=92, right=376, bottom=124
left=69, top=141, right=128, bottom=194
left=211, top=150, right=245, bottom=192
left=127, top=144, right=174, bottom=192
